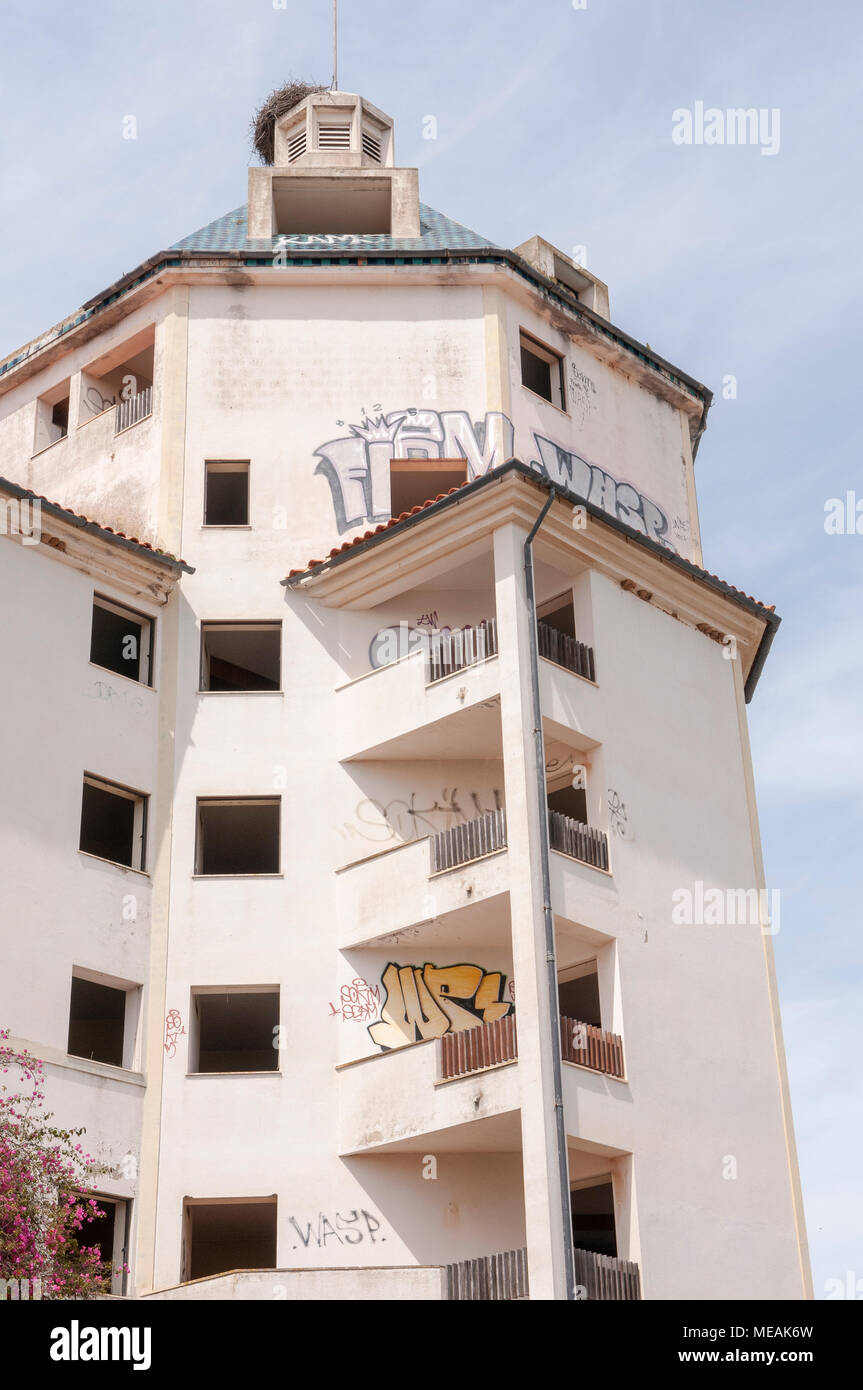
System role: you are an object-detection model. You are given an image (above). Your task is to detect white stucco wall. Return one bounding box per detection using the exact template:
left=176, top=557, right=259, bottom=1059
left=0, top=260, right=804, bottom=1301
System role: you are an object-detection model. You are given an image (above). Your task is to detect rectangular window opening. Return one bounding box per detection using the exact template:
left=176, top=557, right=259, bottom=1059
left=558, top=961, right=602, bottom=1029
left=538, top=592, right=576, bottom=640
left=80, top=775, right=147, bottom=871
left=68, top=976, right=129, bottom=1067
left=204, top=461, right=250, bottom=526
left=389, top=458, right=467, bottom=518
left=520, top=330, right=565, bottom=409
left=547, top=780, right=588, bottom=825
left=200, top=623, right=281, bottom=692
left=34, top=380, right=71, bottom=452
left=571, top=1179, right=617, bottom=1258
left=182, top=1197, right=277, bottom=1283
left=70, top=1195, right=129, bottom=1294
left=272, top=175, right=391, bottom=235
left=190, top=989, right=280, bottom=1073
left=90, top=595, right=153, bottom=685
left=195, top=798, right=280, bottom=876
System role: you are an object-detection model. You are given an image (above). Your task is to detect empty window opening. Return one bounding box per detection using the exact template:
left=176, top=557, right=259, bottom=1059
left=571, top=1180, right=617, bottom=1257
left=68, top=977, right=127, bottom=1067
left=537, top=592, right=595, bottom=680
left=80, top=776, right=147, bottom=871
left=558, top=962, right=602, bottom=1029
left=200, top=623, right=281, bottom=692
left=191, top=990, right=279, bottom=1073
left=547, top=780, right=588, bottom=825
left=520, top=331, right=565, bottom=410
left=390, top=458, right=467, bottom=517
left=538, top=593, right=576, bottom=640
left=80, top=332, right=154, bottom=432
left=196, top=799, right=280, bottom=876
left=70, top=1196, right=129, bottom=1293
left=34, top=380, right=71, bottom=452
left=204, top=461, right=250, bottom=526
left=90, top=595, right=152, bottom=685
left=182, top=1198, right=277, bottom=1283
left=272, top=175, right=391, bottom=235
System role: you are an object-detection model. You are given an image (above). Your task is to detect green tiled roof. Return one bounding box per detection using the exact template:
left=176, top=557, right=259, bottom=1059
left=170, top=203, right=499, bottom=254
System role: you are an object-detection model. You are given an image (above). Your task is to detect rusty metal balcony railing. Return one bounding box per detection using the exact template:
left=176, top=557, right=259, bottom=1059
left=431, top=807, right=506, bottom=873
left=560, top=1015, right=625, bottom=1078
left=537, top=620, right=595, bottom=682
left=445, top=1247, right=528, bottom=1300
left=573, top=1247, right=641, bottom=1300
left=115, top=385, right=152, bottom=434
left=548, top=809, right=609, bottom=871
left=427, top=619, right=498, bottom=683
left=439, top=1015, right=517, bottom=1081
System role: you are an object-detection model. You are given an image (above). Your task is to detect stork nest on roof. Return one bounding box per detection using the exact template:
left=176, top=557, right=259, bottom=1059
left=250, top=80, right=328, bottom=165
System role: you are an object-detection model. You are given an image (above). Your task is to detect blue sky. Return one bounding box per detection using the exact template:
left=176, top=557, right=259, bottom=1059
left=1, top=0, right=860, bottom=1297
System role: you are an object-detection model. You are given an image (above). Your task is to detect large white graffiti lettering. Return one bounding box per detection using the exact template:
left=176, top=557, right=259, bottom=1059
left=315, top=408, right=512, bottom=533
left=368, top=961, right=512, bottom=1051
left=314, top=406, right=677, bottom=552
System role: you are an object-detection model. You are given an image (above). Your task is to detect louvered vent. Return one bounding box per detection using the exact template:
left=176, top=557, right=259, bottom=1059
left=362, top=129, right=383, bottom=162
left=287, top=127, right=307, bottom=162
left=317, top=122, right=352, bottom=150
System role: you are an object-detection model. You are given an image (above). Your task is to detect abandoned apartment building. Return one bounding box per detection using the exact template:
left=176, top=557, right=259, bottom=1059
left=0, top=88, right=810, bottom=1301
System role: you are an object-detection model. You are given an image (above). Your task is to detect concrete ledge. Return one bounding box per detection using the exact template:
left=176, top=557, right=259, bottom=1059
left=142, top=1264, right=446, bottom=1300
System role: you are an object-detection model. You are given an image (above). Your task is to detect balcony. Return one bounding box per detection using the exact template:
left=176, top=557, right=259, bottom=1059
left=336, top=641, right=501, bottom=762
left=335, top=832, right=510, bottom=948
left=444, top=1246, right=640, bottom=1300
left=338, top=1032, right=521, bottom=1154
left=537, top=619, right=595, bottom=682
left=548, top=809, right=609, bottom=872
left=115, top=386, right=153, bottom=433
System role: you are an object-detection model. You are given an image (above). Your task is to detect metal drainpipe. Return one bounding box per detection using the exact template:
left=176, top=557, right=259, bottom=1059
left=523, top=486, right=576, bottom=1301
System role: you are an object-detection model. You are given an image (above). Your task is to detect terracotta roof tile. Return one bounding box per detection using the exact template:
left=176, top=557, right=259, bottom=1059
left=0, top=476, right=188, bottom=569
left=285, top=469, right=775, bottom=616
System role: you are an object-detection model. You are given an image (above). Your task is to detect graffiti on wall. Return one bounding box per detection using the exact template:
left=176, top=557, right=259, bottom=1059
left=287, top=1210, right=383, bottom=1249
left=164, top=1010, right=185, bottom=1058
left=368, top=962, right=512, bottom=1051
left=568, top=363, right=597, bottom=427
left=607, top=789, right=634, bottom=840
left=346, top=787, right=503, bottom=844
left=328, top=978, right=381, bottom=1022
left=313, top=406, right=677, bottom=551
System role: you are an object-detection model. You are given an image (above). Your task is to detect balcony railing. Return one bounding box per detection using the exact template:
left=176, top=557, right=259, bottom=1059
left=115, top=385, right=153, bottom=433
left=427, top=619, right=498, bottom=683
left=445, top=1247, right=528, bottom=1300
left=560, top=1015, right=624, bottom=1078
left=537, top=620, right=595, bottom=682
left=439, top=1015, right=517, bottom=1081
left=439, top=1012, right=622, bottom=1083
left=445, top=1246, right=640, bottom=1300
left=548, top=809, right=609, bottom=871
left=573, top=1247, right=641, bottom=1300
left=431, top=807, right=506, bottom=873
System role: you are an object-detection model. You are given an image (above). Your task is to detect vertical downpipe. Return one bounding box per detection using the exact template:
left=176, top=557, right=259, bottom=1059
left=524, top=487, right=576, bottom=1300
